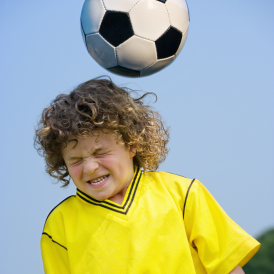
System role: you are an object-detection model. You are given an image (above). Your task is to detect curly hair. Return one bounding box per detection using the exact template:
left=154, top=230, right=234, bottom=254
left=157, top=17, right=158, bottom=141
left=34, top=76, right=170, bottom=187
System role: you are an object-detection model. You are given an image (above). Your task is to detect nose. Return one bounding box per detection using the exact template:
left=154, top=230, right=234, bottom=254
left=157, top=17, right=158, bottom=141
left=83, top=157, right=99, bottom=175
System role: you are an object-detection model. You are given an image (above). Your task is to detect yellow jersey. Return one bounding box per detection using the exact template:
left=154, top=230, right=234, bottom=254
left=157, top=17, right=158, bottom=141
left=41, top=167, right=260, bottom=273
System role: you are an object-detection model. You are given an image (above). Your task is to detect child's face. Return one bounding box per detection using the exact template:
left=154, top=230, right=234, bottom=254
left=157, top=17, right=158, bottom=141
left=62, top=132, right=135, bottom=201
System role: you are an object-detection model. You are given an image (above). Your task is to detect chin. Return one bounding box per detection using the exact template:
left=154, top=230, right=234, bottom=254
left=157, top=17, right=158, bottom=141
left=92, top=191, right=112, bottom=201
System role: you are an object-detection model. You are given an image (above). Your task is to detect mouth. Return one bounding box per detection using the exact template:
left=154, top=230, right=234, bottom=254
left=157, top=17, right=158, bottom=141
left=87, top=175, right=109, bottom=188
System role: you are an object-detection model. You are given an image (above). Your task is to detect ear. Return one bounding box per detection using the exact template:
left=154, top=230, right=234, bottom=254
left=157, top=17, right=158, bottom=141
left=129, top=146, right=137, bottom=159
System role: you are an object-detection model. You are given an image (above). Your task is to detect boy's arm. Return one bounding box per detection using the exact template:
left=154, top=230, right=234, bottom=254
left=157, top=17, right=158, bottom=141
left=183, top=180, right=260, bottom=273
left=230, top=265, right=245, bottom=274
left=41, top=232, right=71, bottom=273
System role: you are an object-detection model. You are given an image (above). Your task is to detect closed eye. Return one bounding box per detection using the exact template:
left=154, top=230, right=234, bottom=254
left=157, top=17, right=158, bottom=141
left=70, top=159, right=82, bottom=166
left=95, top=151, right=111, bottom=157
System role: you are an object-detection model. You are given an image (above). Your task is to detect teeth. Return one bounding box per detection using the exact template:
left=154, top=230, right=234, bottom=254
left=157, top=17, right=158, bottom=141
left=89, top=175, right=108, bottom=185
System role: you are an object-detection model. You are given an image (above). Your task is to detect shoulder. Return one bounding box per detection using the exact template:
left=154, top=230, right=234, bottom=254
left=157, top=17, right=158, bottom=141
left=41, top=196, right=76, bottom=250
left=143, top=170, right=194, bottom=191
left=43, top=195, right=76, bottom=230
left=143, top=170, right=196, bottom=210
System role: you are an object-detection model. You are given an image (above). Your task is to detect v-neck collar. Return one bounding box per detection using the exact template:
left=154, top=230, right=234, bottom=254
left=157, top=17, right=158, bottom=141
left=76, top=167, right=142, bottom=215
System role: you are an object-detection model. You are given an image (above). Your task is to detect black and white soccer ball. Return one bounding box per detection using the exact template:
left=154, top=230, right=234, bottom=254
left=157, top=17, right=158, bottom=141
left=80, top=0, right=189, bottom=77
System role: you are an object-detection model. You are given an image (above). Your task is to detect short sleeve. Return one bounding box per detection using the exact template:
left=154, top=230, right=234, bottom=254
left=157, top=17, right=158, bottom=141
left=41, top=200, right=72, bottom=274
left=41, top=232, right=71, bottom=273
left=183, top=180, right=260, bottom=274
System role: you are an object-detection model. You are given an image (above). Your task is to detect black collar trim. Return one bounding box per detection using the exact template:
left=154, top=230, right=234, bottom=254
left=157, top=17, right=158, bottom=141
left=76, top=167, right=142, bottom=215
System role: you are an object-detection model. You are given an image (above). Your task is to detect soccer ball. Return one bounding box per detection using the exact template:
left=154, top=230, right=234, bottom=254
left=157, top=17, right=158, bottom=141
left=80, top=0, right=189, bottom=77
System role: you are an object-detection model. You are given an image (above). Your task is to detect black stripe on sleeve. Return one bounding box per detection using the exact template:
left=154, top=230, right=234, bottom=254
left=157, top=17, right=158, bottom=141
left=183, top=179, right=195, bottom=219
left=42, top=232, right=67, bottom=250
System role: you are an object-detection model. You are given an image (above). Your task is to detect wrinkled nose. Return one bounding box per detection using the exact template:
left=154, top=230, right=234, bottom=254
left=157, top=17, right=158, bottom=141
left=83, top=158, right=99, bottom=174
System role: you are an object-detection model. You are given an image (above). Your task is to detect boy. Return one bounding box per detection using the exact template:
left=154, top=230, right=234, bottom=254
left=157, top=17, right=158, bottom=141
left=35, top=77, right=260, bottom=273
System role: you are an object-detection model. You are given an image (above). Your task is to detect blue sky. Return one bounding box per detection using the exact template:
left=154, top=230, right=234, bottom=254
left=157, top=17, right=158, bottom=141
left=1, top=0, right=273, bottom=272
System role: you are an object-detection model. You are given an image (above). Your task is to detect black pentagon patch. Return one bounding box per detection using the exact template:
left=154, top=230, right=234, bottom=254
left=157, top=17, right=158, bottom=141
left=156, top=0, right=166, bottom=3
left=155, top=27, right=182, bottom=59
left=107, top=66, right=140, bottom=78
left=99, top=11, right=134, bottom=47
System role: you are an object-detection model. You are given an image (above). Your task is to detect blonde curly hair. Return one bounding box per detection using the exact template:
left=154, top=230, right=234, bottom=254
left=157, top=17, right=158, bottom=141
left=34, top=76, right=169, bottom=187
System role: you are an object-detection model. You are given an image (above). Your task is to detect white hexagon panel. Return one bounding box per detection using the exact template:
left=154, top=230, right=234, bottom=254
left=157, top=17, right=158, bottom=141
left=103, top=0, right=140, bottom=12
left=116, top=36, right=157, bottom=70
left=166, top=0, right=189, bottom=33
left=81, top=0, right=105, bottom=35
left=140, top=56, right=175, bottom=77
left=129, top=0, right=170, bottom=41
left=86, top=33, right=117, bottom=68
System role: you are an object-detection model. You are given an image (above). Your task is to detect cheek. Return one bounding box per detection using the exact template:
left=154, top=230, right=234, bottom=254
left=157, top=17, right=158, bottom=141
left=100, top=154, right=132, bottom=175
left=99, top=157, right=115, bottom=168
left=68, top=165, right=82, bottom=180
